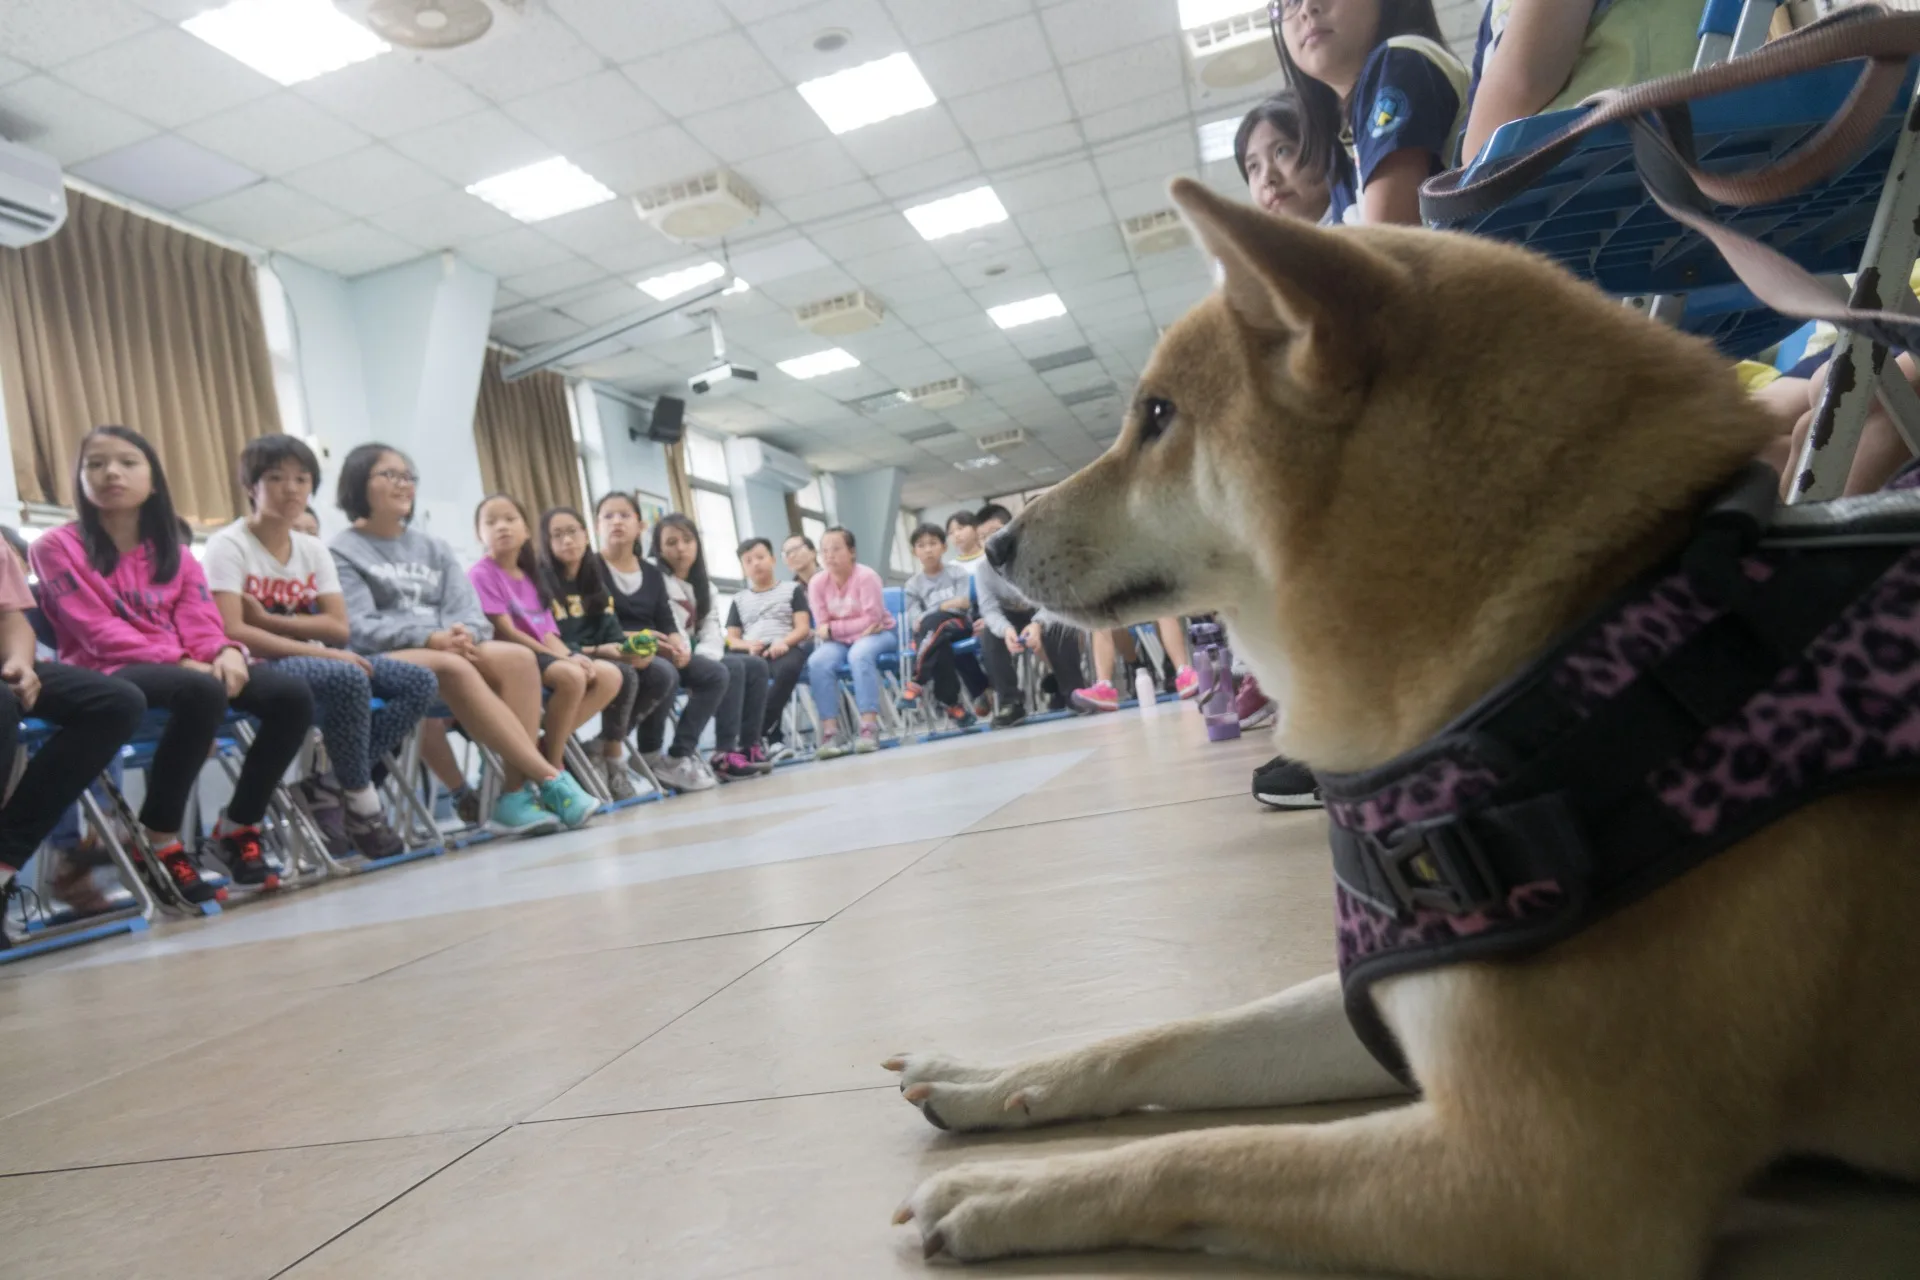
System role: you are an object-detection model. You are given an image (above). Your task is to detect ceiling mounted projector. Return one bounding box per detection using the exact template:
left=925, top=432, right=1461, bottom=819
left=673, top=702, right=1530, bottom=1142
left=689, top=314, right=757, bottom=395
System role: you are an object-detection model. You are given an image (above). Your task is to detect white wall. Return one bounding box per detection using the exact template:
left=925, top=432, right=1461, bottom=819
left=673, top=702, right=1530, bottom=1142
left=590, top=389, right=673, bottom=502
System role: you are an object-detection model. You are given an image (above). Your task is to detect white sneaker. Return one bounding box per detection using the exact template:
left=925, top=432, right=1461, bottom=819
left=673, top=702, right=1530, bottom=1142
left=654, top=752, right=717, bottom=792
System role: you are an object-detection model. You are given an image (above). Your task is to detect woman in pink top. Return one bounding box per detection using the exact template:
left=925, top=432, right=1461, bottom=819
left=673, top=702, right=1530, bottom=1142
left=31, top=427, right=315, bottom=903
left=471, top=494, right=623, bottom=776
left=804, top=525, right=896, bottom=758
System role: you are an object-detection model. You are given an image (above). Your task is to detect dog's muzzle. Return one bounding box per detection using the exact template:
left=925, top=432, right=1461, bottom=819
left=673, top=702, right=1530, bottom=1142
left=984, top=526, right=1019, bottom=571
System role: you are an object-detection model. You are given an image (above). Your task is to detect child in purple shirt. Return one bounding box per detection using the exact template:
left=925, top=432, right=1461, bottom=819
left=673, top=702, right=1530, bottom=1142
left=471, top=494, right=624, bottom=778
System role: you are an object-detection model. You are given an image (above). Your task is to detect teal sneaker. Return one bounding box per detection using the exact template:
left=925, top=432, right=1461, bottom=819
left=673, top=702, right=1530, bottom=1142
left=489, top=786, right=561, bottom=837
left=539, top=771, right=602, bottom=830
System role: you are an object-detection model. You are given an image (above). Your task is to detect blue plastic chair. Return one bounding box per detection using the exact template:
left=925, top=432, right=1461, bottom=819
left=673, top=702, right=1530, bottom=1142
left=1439, top=0, right=1920, bottom=499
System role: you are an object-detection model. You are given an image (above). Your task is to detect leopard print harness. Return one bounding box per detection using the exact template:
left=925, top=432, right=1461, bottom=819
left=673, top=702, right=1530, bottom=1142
left=1319, top=462, right=1920, bottom=1081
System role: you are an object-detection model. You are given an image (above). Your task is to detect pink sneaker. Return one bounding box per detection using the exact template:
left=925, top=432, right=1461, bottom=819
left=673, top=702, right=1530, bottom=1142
left=1235, top=675, right=1278, bottom=730
left=1071, top=680, right=1121, bottom=714
left=710, top=751, right=759, bottom=781
left=1175, top=665, right=1200, bottom=699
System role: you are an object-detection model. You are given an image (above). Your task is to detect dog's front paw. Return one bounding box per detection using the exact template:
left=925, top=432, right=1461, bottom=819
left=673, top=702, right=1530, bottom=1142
left=896, top=1157, right=1115, bottom=1262
left=882, top=1053, right=1078, bottom=1132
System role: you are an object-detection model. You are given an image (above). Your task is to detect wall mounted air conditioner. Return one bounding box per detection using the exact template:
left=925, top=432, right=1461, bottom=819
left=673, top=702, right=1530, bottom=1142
left=1185, top=7, right=1280, bottom=89
left=796, top=289, right=885, bottom=336
left=338, top=0, right=527, bottom=52
left=899, top=377, right=969, bottom=410
left=634, top=169, right=761, bottom=242
left=725, top=436, right=814, bottom=493
left=0, top=140, right=66, bottom=248
left=1122, top=209, right=1193, bottom=258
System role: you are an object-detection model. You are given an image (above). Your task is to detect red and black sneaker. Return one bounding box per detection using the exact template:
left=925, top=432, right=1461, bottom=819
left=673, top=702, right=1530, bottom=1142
left=214, top=826, right=279, bottom=890
left=154, top=842, right=225, bottom=904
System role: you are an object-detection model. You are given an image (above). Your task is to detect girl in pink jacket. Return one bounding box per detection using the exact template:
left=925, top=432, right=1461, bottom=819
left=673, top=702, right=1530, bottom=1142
left=804, top=525, right=897, bottom=758
left=32, top=427, right=314, bottom=903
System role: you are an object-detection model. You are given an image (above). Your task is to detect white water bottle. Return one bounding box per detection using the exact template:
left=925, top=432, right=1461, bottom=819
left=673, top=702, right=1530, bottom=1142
left=1135, top=667, right=1159, bottom=714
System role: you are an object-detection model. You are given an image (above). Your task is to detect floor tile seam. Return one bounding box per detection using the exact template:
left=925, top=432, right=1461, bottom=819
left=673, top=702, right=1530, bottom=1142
left=517, top=1082, right=901, bottom=1126
left=264, top=1126, right=513, bottom=1279
left=361, top=920, right=833, bottom=985
left=0, top=1126, right=500, bottom=1180
left=960, top=788, right=1257, bottom=835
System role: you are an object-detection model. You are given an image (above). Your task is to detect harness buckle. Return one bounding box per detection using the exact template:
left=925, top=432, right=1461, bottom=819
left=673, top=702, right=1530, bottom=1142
left=1377, top=816, right=1505, bottom=917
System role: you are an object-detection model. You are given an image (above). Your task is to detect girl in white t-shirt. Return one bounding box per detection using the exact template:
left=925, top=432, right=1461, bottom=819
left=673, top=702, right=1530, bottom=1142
left=204, top=435, right=435, bottom=863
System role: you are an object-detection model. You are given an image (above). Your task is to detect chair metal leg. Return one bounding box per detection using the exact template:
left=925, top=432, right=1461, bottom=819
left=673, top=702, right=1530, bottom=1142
left=563, top=736, right=612, bottom=801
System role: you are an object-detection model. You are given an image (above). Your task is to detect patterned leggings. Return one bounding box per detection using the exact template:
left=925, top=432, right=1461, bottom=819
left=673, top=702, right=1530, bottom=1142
left=270, top=654, right=438, bottom=790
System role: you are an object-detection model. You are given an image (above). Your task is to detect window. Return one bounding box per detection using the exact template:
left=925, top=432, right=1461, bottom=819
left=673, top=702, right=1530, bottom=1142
left=796, top=478, right=824, bottom=513
left=256, top=264, right=308, bottom=440
left=685, top=429, right=742, bottom=583
left=802, top=515, right=826, bottom=546
left=890, top=508, right=918, bottom=577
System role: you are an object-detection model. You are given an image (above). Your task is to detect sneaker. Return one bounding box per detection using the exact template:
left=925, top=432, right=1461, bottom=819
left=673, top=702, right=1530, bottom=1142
left=297, top=776, right=350, bottom=858
left=710, top=750, right=758, bottom=781
left=46, top=848, right=117, bottom=916
left=539, top=772, right=602, bottom=829
left=1175, top=665, right=1201, bottom=699
left=602, top=758, right=639, bottom=802
left=343, top=807, right=407, bottom=862
left=154, top=842, right=224, bottom=905
left=854, top=727, right=880, bottom=754
left=747, top=744, right=779, bottom=773
left=972, top=693, right=995, bottom=720
left=489, top=786, right=562, bottom=836
left=900, top=680, right=921, bottom=706
left=452, top=785, right=483, bottom=828
left=1234, top=675, right=1278, bottom=730
left=765, top=738, right=792, bottom=764
left=1071, top=680, right=1121, bottom=714
left=0, top=875, right=27, bottom=949
left=213, top=825, right=280, bottom=890
left=1252, top=755, right=1323, bottom=810
left=654, top=751, right=717, bottom=792
left=991, top=700, right=1028, bottom=729
left=946, top=704, right=977, bottom=728
left=816, top=737, right=853, bottom=760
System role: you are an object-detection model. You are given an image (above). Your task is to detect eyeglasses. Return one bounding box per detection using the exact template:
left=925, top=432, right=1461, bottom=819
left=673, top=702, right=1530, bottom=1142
left=373, top=468, right=418, bottom=486
left=1267, top=0, right=1308, bottom=21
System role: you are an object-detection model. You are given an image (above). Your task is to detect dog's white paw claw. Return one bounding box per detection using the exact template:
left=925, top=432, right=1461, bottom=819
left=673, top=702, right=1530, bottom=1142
left=902, top=1162, right=1083, bottom=1263
left=887, top=1053, right=1079, bottom=1131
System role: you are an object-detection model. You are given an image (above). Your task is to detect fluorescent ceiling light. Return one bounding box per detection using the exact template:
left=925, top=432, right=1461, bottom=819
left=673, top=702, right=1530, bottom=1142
left=798, top=52, right=938, bottom=134
left=638, top=260, right=728, bottom=301
left=1178, top=0, right=1260, bottom=28
left=721, top=277, right=751, bottom=296
left=182, top=0, right=388, bottom=86
left=988, top=294, right=1067, bottom=330
left=954, top=456, right=1002, bottom=471
left=904, top=186, right=1008, bottom=241
left=1198, top=115, right=1241, bottom=164
left=467, top=157, right=615, bottom=224
left=779, top=348, right=861, bottom=380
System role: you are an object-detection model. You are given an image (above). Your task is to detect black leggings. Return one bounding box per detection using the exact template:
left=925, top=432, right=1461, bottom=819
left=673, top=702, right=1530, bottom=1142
left=761, top=644, right=810, bottom=740
left=0, top=664, right=146, bottom=872
left=980, top=608, right=1085, bottom=704
left=714, top=652, right=769, bottom=754
left=637, top=653, right=727, bottom=758
left=116, top=664, right=314, bottom=834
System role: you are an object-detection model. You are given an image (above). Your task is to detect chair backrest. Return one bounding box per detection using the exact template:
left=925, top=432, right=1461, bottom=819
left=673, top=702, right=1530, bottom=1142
left=882, top=586, right=906, bottom=617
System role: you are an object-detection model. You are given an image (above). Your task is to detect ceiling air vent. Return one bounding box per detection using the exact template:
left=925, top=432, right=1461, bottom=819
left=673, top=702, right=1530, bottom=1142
left=1061, top=383, right=1119, bottom=407
left=1030, top=345, right=1095, bottom=374
left=899, top=377, right=970, bottom=410
left=1185, top=7, right=1280, bottom=89
left=342, top=0, right=525, bottom=52
left=1123, top=209, right=1193, bottom=258
left=633, top=169, right=761, bottom=242
left=976, top=427, right=1027, bottom=452
left=901, top=424, right=960, bottom=443
left=796, top=289, right=886, bottom=336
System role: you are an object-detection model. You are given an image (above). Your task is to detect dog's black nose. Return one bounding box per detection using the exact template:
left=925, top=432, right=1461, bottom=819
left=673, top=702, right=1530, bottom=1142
left=984, top=525, right=1018, bottom=570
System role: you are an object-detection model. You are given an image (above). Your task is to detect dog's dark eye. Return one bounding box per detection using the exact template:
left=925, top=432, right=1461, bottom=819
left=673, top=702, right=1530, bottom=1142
left=1140, top=397, right=1176, bottom=442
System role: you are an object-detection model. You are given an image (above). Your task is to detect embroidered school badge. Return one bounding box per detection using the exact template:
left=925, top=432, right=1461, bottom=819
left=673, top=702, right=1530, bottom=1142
left=1369, top=87, right=1409, bottom=140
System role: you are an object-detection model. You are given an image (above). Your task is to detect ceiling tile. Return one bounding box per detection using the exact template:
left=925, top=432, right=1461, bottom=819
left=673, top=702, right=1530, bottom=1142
left=56, top=25, right=276, bottom=128
left=1081, top=88, right=1196, bottom=145
left=0, top=56, right=28, bottom=88
left=389, top=110, right=552, bottom=187
left=948, top=72, right=1073, bottom=146
left=730, top=237, right=834, bottom=283
left=459, top=227, right=576, bottom=277
left=839, top=107, right=966, bottom=175
left=683, top=90, right=834, bottom=167
left=503, top=257, right=604, bottom=301
left=281, top=146, right=451, bottom=219
left=741, top=0, right=907, bottom=82
left=808, top=213, right=921, bottom=259
left=1032, top=225, right=1127, bottom=265
left=878, top=267, right=966, bottom=303
left=493, top=307, right=581, bottom=347
left=974, top=121, right=1083, bottom=170
left=294, top=59, right=487, bottom=139
left=434, top=11, right=608, bottom=101
left=1093, top=127, right=1197, bottom=189
left=624, top=32, right=786, bottom=119
left=842, top=242, right=944, bottom=283
left=995, top=160, right=1102, bottom=214
left=1052, top=253, right=1140, bottom=289
left=581, top=234, right=692, bottom=276
left=1016, top=197, right=1115, bottom=242
left=182, top=180, right=350, bottom=248
left=883, top=0, right=1031, bottom=44
left=773, top=178, right=883, bottom=223
left=1062, top=39, right=1187, bottom=119
left=1040, top=0, right=1180, bottom=65
left=549, top=0, right=736, bottom=63
left=720, top=0, right=823, bottom=22
left=279, top=223, right=424, bottom=278
left=0, top=75, right=155, bottom=163
left=571, top=124, right=718, bottom=193
left=369, top=189, right=519, bottom=248
left=539, top=200, right=656, bottom=259
left=873, top=147, right=982, bottom=202
left=916, top=15, right=1055, bottom=100
left=735, top=139, right=865, bottom=201
left=0, top=0, right=157, bottom=70
left=69, top=134, right=259, bottom=210
left=739, top=265, right=858, bottom=308
left=179, top=92, right=370, bottom=178
left=503, top=70, right=665, bottom=153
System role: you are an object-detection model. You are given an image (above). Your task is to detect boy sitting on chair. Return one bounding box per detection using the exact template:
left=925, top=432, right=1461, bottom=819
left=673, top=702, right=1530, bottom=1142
left=902, top=524, right=989, bottom=728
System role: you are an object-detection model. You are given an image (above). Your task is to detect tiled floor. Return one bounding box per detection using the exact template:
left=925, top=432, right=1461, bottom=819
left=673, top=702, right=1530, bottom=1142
left=1, top=712, right=1914, bottom=1278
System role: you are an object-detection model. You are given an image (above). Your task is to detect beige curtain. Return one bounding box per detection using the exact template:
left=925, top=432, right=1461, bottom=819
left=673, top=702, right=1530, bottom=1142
left=0, top=189, right=282, bottom=524
left=472, top=347, right=585, bottom=518
left=664, top=438, right=695, bottom=517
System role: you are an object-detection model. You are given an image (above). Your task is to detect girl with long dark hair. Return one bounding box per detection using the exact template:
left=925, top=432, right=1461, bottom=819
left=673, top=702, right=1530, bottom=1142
left=652, top=513, right=765, bottom=781
left=539, top=504, right=644, bottom=801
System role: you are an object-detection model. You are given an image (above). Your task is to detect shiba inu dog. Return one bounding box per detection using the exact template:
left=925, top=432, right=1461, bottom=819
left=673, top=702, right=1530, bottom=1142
left=884, top=179, right=1920, bottom=1278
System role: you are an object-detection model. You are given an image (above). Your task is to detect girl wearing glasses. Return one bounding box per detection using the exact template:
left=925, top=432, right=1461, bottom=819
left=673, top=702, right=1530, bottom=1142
left=329, top=444, right=598, bottom=835
left=1268, top=0, right=1467, bottom=227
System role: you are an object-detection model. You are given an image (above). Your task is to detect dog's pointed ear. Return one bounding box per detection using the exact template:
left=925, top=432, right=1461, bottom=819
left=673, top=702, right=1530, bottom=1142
left=1170, top=178, right=1395, bottom=377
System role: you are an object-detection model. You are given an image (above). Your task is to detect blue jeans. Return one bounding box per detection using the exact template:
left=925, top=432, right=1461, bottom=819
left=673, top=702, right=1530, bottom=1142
left=807, top=632, right=899, bottom=721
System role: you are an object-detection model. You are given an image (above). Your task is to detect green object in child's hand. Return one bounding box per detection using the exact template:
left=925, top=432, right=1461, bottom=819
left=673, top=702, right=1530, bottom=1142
left=622, top=631, right=659, bottom=658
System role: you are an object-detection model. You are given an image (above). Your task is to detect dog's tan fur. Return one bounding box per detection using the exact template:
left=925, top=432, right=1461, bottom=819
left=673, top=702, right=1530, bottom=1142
left=887, top=180, right=1920, bottom=1277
